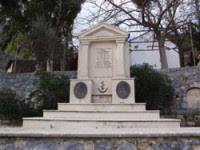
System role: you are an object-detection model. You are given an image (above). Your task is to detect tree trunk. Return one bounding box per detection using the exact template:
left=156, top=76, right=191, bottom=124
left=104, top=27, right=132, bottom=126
left=60, top=45, right=66, bottom=72
left=13, top=47, right=18, bottom=73
left=46, top=59, right=53, bottom=72
left=60, top=39, right=68, bottom=72
left=35, top=62, right=43, bottom=72
left=47, top=51, right=54, bottom=72
left=158, top=36, right=168, bottom=69
left=178, top=48, right=185, bottom=67
left=195, top=0, right=200, bottom=25
left=47, top=40, right=54, bottom=72
left=13, top=57, right=17, bottom=73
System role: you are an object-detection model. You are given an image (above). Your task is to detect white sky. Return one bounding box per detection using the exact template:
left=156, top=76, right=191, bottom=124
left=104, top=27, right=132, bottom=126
left=72, top=0, right=137, bottom=45
left=73, top=0, right=194, bottom=42
left=73, top=0, right=131, bottom=36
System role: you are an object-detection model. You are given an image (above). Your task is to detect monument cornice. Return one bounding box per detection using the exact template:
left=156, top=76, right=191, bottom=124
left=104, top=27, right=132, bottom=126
left=79, top=35, right=128, bottom=42
left=116, top=39, right=126, bottom=44
left=78, top=22, right=129, bottom=38
left=80, top=40, right=91, bottom=45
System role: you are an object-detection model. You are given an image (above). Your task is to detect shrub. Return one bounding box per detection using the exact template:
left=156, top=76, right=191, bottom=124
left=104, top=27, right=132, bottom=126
left=35, top=72, right=70, bottom=110
left=0, top=89, right=22, bottom=120
left=0, top=89, right=40, bottom=121
left=130, top=64, right=174, bottom=112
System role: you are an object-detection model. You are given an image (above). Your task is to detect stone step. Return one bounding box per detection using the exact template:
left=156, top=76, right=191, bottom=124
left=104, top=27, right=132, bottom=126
left=43, top=110, right=160, bottom=120
left=58, top=103, right=146, bottom=111
left=23, top=118, right=181, bottom=129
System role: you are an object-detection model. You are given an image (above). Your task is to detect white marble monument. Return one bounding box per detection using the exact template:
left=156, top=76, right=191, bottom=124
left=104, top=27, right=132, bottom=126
left=70, top=23, right=135, bottom=104
left=23, top=23, right=180, bottom=129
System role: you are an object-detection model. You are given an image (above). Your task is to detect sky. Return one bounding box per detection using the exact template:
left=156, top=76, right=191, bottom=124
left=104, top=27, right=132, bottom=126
left=73, top=0, right=194, bottom=44
left=73, top=0, right=133, bottom=36
left=72, top=0, right=136, bottom=44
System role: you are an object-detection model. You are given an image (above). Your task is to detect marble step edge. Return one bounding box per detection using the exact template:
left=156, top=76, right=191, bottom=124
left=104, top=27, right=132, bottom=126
left=22, top=118, right=180, bottom=128
left=58, top=103, right=146, bottom=111
left=58, top=103, right=146, bottom=106
left=23, top=117, right=181, bottom=122
left=2, top=128, right=200, bottom=138
left=43, top=110, right=160, bottom=113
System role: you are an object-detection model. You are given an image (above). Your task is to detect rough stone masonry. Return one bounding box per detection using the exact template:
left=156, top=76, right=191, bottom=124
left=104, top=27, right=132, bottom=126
left=160, top=66, right=200, bottom=110
left=0, top=71, right=77, bottom=100
left=0, top=137, right=200, bottom=150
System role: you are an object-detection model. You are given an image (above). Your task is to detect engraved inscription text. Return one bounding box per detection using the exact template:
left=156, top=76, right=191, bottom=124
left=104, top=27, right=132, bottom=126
left=95, top=48, right=112, bottom=69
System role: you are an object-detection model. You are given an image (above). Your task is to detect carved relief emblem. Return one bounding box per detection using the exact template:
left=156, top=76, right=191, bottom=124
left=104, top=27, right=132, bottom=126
left=98, top=81, right=108, bottom=93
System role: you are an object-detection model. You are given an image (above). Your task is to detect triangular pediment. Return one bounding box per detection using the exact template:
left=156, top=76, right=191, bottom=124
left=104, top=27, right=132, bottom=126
left=79, top=23, right=129, bottom=38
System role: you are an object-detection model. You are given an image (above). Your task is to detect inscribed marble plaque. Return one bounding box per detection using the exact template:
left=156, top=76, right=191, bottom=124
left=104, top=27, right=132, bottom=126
left=89, top=44, right=113, bottom=78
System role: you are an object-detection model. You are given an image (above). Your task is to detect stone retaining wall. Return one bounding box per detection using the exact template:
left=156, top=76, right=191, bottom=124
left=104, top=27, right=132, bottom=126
left=160, top=66, right=200, bottom=110
left=0, top=66, right=200, bottom=110
left=0, top=137, right=200, bottom=150
left=0, top=71, right=77, bottom=100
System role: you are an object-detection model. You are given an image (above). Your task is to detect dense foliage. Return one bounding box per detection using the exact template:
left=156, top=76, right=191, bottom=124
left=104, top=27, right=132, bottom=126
left=0, top=0, right=84, bottom=49
left=34, top=72, right=70, bottom=110
left=0, top=0, right=85, bottom=70
left=130, top=64, right=174, bottom=112
left=0, top=89, right=40, bottom=121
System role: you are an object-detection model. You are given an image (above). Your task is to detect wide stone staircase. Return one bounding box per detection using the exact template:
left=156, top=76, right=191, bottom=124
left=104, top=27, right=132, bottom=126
left=23, top=103, right=180, bottom=129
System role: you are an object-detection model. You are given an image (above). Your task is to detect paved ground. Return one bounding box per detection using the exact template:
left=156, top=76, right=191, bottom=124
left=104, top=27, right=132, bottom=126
left=0, top=127, right=200, bottom=138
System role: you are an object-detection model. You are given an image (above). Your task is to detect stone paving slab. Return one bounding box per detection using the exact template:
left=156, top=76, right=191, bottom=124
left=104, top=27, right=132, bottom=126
left=0, top=128, right=200, bottom=138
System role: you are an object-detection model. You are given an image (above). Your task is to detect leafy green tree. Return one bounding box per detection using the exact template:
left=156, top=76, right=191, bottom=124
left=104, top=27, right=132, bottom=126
left=130, top=64, right=174, bottom=112
left=0, top=0, right=85, bottom=70
left=28, top=16, right=62, bottom=71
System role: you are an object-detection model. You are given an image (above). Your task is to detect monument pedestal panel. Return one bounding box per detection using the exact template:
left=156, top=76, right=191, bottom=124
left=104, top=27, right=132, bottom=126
left=58, top=103, right=146, bottom=111
left=70, top=79, right=93, bottom=103
left=92, top=94, right=112, bottom=103
left=112, top=79, right=135, bottom=103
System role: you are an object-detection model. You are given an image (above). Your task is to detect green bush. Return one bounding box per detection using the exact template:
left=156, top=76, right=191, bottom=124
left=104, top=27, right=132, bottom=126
left=130, top=64, right=174, bottom=112
left=0, top=89, right=22, bottom=120
left=0, top=89, right=40, bottom=121
left=35, top=72, right=70, bottom=110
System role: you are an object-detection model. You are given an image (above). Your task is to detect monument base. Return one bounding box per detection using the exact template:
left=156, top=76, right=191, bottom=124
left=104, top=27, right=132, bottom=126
left=92, top=95, right=112, bottom=103
left=23, top=103, right=180, bottom=129
left=1, top=128, right=200, bottom=150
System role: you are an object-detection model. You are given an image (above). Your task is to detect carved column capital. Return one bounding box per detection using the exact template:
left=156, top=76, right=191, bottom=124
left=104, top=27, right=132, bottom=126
left=81, top=40, right=91, bottom=45
left=116, top=39, right=126, bottom=44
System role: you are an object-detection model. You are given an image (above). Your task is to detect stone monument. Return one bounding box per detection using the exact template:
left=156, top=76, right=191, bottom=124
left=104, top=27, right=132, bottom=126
left=23, top=23, right=180, bottom=129
left=70, top=23, right=135, bottom=104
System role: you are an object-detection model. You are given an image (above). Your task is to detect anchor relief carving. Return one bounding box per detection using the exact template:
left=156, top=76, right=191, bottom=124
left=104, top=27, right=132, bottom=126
left=98, top=81, right=108, bottom=93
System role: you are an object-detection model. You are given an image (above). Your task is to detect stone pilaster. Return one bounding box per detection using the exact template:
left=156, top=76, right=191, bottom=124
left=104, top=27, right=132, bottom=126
left=116, top=39, right=126, bottom=78
left=78, top=40, right=90, bottom=79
